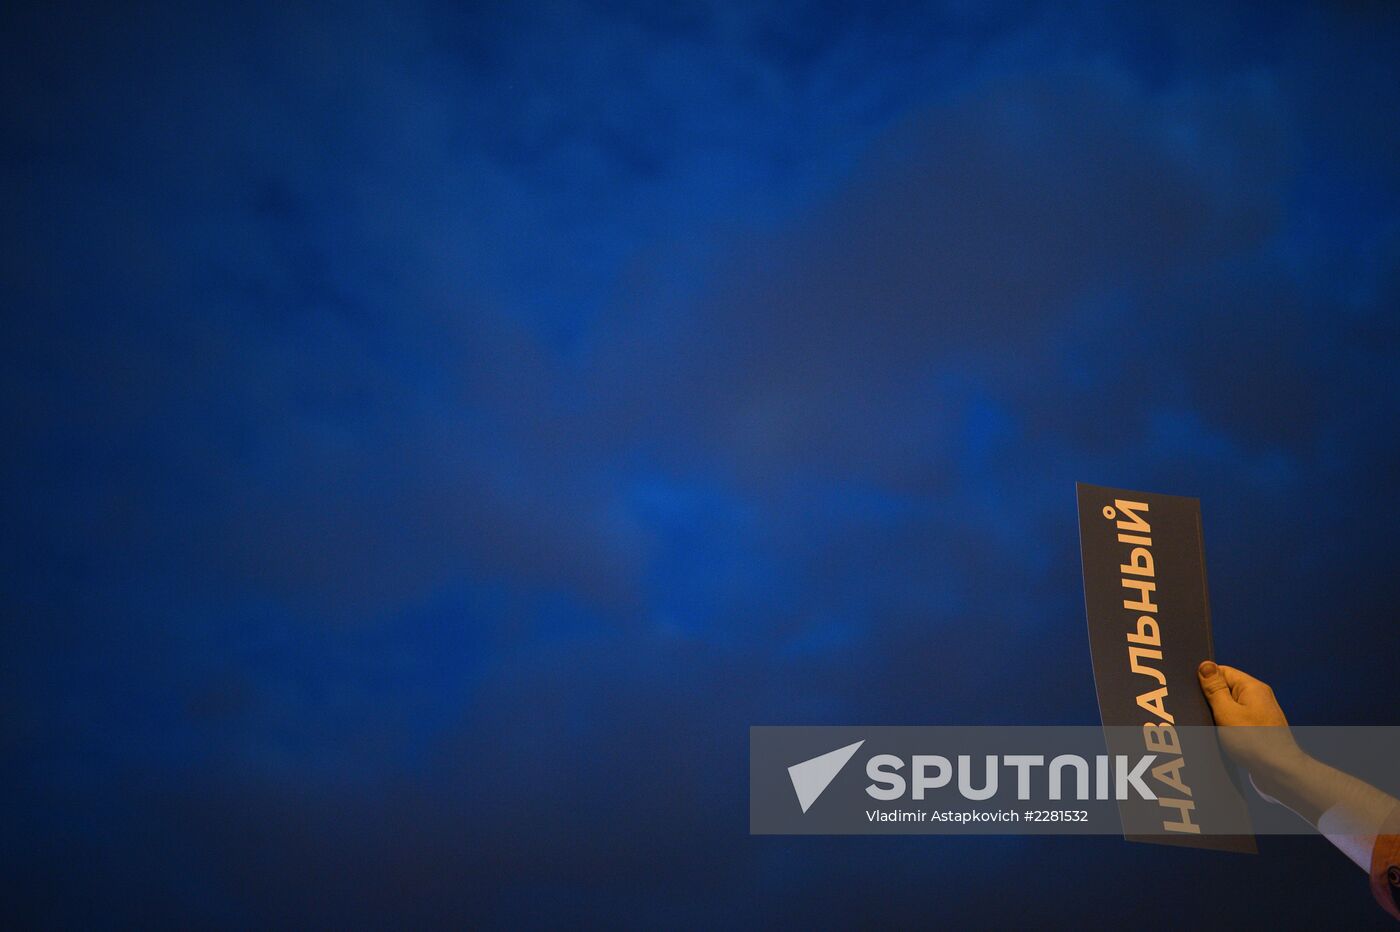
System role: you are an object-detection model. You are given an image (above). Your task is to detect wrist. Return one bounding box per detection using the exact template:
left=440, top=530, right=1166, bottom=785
left=1249, top=747, right=1319, bottom=806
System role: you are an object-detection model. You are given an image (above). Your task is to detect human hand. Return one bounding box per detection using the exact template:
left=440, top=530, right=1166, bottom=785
left=1197, top=660, right=1310, bottom=792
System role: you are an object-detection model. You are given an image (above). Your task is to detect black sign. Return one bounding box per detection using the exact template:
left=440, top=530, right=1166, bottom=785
left=1076, top=483, right=1255, bottom=853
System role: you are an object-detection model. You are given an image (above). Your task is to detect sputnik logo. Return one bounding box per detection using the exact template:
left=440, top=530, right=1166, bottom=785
left=787, top=740, right=865, bottom=813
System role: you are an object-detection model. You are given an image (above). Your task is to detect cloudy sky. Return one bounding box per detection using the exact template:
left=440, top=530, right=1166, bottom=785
left=4, top=0, right=1400, bottom=926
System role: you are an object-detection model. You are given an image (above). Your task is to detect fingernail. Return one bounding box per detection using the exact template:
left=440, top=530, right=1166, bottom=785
left=1198, top=661, right=1218, bottom=678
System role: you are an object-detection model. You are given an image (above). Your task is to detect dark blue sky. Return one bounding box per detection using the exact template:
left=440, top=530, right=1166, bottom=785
left=4, top=1, right=1400, bottom=926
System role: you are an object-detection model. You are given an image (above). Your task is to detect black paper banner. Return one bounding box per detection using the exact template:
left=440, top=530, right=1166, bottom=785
left=1076, top=483, right=1255, bottom=853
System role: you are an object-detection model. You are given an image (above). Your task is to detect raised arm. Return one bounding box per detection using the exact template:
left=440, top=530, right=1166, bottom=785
left=1198, top=661, right=1400, bottom=920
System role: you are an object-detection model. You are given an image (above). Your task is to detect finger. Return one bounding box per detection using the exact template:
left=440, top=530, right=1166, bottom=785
left=1197, top=660, right=1237, bottom=712
left=1213, top=664, right=1267, bottom=702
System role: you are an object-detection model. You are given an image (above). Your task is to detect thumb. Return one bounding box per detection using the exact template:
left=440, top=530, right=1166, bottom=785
left=1197, top=660, right=1236, bottom=716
